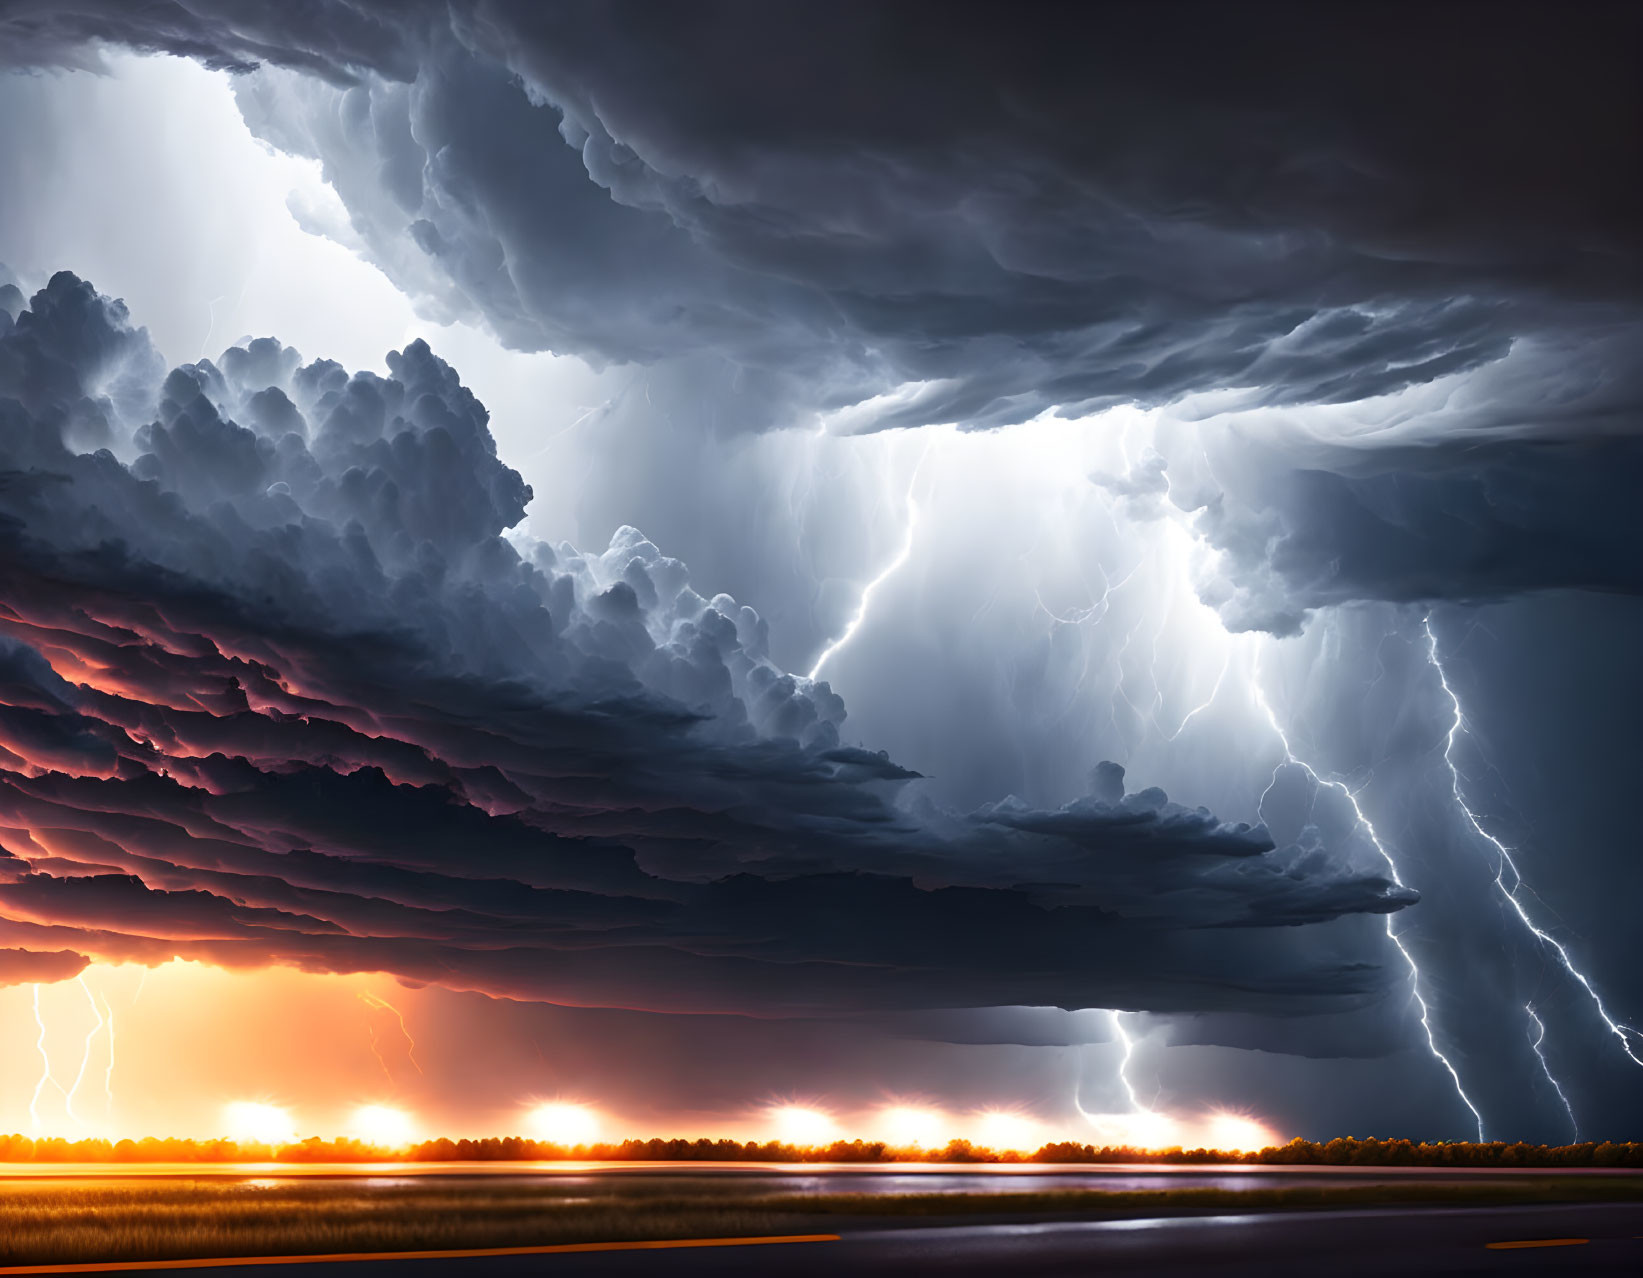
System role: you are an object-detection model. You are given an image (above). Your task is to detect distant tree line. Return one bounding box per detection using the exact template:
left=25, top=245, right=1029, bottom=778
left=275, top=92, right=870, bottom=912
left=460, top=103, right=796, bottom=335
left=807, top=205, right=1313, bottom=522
left=1, top=1134, right=1640, bottom=1167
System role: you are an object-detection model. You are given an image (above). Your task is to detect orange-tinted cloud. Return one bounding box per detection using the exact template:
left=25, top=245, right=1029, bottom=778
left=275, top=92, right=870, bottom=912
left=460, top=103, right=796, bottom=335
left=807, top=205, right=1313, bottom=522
left=0, top=945, right=89, bottom=986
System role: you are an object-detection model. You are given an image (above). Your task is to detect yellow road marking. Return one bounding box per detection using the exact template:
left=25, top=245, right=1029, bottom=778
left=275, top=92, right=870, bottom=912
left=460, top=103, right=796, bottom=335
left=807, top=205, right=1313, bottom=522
left=1484, top=1237, right=1590, bottom=1250
left=0, top=1235, right=841, bottom=1274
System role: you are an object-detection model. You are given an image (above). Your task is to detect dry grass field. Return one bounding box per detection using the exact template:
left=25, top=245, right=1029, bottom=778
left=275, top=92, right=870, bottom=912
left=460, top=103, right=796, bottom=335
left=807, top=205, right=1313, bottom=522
left=1, top=1176, right=1641, bottom=1266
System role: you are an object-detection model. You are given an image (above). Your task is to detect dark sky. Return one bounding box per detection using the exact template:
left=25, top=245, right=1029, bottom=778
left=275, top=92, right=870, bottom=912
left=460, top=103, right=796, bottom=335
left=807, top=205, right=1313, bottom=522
left=0, top=0, right=1639, bottom=1144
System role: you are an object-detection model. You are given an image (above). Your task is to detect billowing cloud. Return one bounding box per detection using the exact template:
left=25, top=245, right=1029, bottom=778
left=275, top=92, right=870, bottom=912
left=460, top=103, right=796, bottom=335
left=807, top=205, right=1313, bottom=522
left=2, top=4, right=1637, bottom=1141
left=2, top=2, right=1636, bottom=428
left=0, top=273, right=1413, bottom=1018
left=1, top=1, right=1635, bottom=649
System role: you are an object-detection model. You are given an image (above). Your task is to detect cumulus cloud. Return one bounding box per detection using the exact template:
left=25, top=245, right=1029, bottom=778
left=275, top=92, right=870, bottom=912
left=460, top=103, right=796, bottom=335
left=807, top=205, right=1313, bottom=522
left=0, top=273, right=1418, bottom=1018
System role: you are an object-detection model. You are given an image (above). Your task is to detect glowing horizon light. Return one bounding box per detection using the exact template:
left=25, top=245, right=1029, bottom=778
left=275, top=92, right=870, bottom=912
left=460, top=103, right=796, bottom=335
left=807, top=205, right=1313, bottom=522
left=1204, top=1111, right=1275, bottom=1153
left=349, top=1103, right=416, bottom=1148
left=770, top=1104, right=838, bottom=1146
left=223, top=1101, right=298, bottom=1146
left=1127, top=1110, right=1182, bottom=1149
left=527, top=1101, right=600, bottom=1146
left=972, top=1109, right=1044, bottom=1152
left=878, top=1104, right=951, bottom=1148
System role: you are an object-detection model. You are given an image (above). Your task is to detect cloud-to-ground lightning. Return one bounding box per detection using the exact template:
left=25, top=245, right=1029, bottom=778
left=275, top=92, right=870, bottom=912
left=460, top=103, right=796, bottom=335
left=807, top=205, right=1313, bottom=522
left=1108, top=1009, right=1144, bottom=1112
left=1072, top=1012, right=1140, bottom=1119
left=1424, top=615, right=1643, bottom=1071
left=102, top=994, right=117, bottom=1119
left=25, top=977, right=117, bottom=1133
left=1526, top=1003, right=1579, bottom=1140
left=359, top=991, right=424, bottom=1078
left=808, top=481, right=922, bottom=681
left=64, top=975, right=108, bottom=1124
left=1073, top=1009, right=1192, bottom=1147
left=29, top=985, right=61, bottom=1133
left=1251, top=644, right=1488, bottom=1141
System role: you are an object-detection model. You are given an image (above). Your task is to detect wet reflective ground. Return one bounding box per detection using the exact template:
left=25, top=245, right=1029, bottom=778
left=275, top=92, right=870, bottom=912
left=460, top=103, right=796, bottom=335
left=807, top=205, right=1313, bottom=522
left=4, top=1160, right=1640, bottom=1192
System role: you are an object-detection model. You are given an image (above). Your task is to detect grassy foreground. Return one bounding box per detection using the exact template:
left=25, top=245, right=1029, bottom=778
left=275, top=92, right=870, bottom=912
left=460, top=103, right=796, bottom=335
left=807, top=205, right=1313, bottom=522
left=1, top=1176, right=1641, bottom=1265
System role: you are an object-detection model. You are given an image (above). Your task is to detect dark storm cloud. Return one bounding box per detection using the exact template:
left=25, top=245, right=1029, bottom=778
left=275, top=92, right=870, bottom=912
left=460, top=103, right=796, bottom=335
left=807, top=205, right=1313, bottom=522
left=3, top=0, right=1637, bottom=431
left=1188, top=432, right=1643, bottom=636
left=2, top=0, right=1636, bottom=654
left=0, top=0, right=1636, bottom=675
left=0, top=274, right=1414, bottom=1016
left=0, top=0, right=416, bottom=82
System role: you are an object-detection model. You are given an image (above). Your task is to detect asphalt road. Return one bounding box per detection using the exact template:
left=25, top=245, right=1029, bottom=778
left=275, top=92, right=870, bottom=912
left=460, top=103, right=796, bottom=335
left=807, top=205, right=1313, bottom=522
left=13, top=1203, right=1642, bottom=1277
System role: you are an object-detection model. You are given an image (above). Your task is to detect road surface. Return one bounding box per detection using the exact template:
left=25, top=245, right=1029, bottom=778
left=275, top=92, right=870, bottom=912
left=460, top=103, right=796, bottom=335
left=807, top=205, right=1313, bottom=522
left=4, top=1203, right=1640, bottom=1277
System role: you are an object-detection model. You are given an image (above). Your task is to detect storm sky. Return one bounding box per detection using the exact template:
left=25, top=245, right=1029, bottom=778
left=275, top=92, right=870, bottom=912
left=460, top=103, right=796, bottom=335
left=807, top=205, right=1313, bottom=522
left=0, top=1, right=1639, bottom=1145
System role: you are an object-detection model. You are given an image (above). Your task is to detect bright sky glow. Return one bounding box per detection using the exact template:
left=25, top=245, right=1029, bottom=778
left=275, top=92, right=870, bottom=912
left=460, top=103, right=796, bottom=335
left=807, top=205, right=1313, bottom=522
left=972, top=1110, right=1045, bottom=1152
left=769, top=1105, right=838, bottom=1146
left=223, top=1102, right=298, bottom=1146
left=877, top=1105, right=951, bottom=1147
left=348, top=1104, right=417, bottom=1148
left=526, top=1102, right=601, bottom=1146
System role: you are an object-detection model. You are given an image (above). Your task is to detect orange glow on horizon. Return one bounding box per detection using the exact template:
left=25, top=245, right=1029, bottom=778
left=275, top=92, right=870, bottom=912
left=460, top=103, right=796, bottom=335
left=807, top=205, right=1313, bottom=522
left=348, top=1104, right=417, bottom=1148
left=769, top=1105, right=838, bottom=1146
left=877, top=1104, right=949, bottom=1148
left=1205, top=1110, right=1277, bottom=1153
left=973, top=1109, right=1046, bottom=1152
left=3, top=960, right=1284, bottom=1154
left=526, top=1102, right=601, bottom=1145
left=223, top=1102, right=297, bottom=1145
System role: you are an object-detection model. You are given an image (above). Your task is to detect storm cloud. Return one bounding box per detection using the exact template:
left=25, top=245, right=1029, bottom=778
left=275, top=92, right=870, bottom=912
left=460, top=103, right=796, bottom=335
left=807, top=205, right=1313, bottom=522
left=1, top=1, right=1639, bottom=1143
left=0, top=273, right=1415, bottom=1019
left=0, top=3, right=1634, bottom=418
left=0, top=2, right=1636, bottom=636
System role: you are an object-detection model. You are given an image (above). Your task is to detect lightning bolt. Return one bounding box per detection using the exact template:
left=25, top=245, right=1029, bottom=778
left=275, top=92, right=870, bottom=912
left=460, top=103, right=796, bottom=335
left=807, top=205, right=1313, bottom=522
left=29, top=984, right=62, bottom=1133
left=102, top=995, right=117, bottom=1119
left=359, top=991, right=423, bottom=1078
left=1424, top=614, right=1643, bottom=1071
left=64, top=975, right=107, bottom=1126
left=1159, top=648, right=1231, bottom=743
left=808, top=448, right=927, bottom=682
left=196, top=278, right=249, bottom=361
left=1034, top=560, right=1142, bottom=628
left=361, top=1009, right=393, bottom=1083
left=1526, top=1003, right=1578, bottom=1140
left=1251, top=641, right=1487, bottom=1141
left=1108, top=1009, right=1145, bottom=1112
left=1072, top=1011, right=1148, bottom=1117
left=198, top=293, right=226, bottom=361
left=1109, top=595, right=1161, bottom=743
